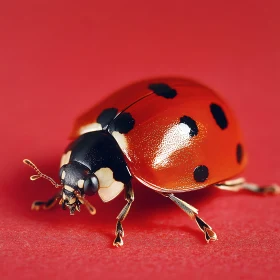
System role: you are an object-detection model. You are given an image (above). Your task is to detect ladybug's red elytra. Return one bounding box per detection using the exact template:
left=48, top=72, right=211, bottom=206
left=24, top=77, right=279, bottom=247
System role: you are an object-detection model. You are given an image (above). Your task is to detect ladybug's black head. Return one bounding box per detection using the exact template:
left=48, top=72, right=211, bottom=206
left=59, top=161, right=99, bottom=214
left=23, top=159, right=98, bottom=216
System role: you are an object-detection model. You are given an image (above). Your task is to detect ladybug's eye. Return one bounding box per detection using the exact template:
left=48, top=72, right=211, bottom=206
left=84, top=174, right=99, bottom=196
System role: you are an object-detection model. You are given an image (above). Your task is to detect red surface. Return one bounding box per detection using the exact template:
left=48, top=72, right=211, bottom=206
left=1, top=1, right=280, bottom=279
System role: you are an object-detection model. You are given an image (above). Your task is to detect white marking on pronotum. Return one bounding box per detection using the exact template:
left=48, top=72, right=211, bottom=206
left=60, top=150, right=72, bottom=167
left=153, top=123, right=192, bottom=168
left=112, top=131, right=128, bottom=151
left=95, top=167, right=124, bottom=202
left=98, top=181, right=124, bottom=203
left=95, top=168, right=115, bottom=188
left=79, top=122, right=102, bottom=135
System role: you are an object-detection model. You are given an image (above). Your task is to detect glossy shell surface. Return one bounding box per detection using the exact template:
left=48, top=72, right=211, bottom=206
left=71, top=77, right=247, bottom=192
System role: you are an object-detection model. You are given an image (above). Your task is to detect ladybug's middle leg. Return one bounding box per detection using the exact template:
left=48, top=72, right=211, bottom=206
left=164, top=193, right=217, bottom=243
left=215, top=177, right=280, bottom=194
left=113, top=182, right=134, bottom=247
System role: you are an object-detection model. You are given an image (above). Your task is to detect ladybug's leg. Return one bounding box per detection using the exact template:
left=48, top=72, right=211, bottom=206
left=113, top=182, right=134, bottom=247
left=215, top=178, right=280, bottom=194
left=165, top=193, right=217, bottom=243
left=31, top=191, right=62, bottom=211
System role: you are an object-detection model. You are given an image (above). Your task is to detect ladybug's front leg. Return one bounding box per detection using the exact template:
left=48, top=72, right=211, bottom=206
left=164, top=193, right=218, bottom=243
left=113, top=182, right=134, bottom=247
left=215, top=177, right=280, bottom=194
left=31, top=191, right=62, bottom=211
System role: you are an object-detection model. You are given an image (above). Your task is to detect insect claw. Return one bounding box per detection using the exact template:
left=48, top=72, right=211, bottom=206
left=204, top=228, right=218, bottom=242
left=268, top=184, right=280, bottom=194
left=31, top=202, right=40, bottom=211
left=113, top=232, right=124, bottom=247
left=195, top=216, right=218, bottom=243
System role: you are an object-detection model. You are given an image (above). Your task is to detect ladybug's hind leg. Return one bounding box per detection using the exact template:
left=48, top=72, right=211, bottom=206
left=113, top=182, right=134, bottom=247
left=215, top=178, right=280, bottom=194
left=164, top=193, right=217, bottom=243
left=31, top=191, right=62, bottom=211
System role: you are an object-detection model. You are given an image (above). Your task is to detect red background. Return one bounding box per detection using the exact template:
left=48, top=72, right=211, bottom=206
left=1, top=1, right=280, bottom=279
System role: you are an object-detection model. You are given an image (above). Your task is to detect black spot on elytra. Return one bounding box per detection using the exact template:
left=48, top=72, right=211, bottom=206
left=236, top=143, right=243, bottom=164
left=148, top=83, right=177, bottom=99
left=110, top=112, right=135, bottom=134
left=193, top=165, right=209, bottom=182
left=97, top=108, right=118, bottom=129
left=210, top=103, right=228, bottom=130
left=179, top=116, right=198, bottom=137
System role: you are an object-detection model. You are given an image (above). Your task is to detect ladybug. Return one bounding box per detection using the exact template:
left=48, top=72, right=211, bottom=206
left=24, top=77, right=279, bottom=247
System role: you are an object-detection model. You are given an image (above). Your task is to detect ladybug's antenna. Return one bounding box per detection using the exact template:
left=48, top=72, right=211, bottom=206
left=23, top=159, right=62, bottom=188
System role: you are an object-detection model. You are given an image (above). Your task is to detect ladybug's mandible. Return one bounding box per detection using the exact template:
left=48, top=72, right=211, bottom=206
left=24, top=77, right=279, bottom=247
